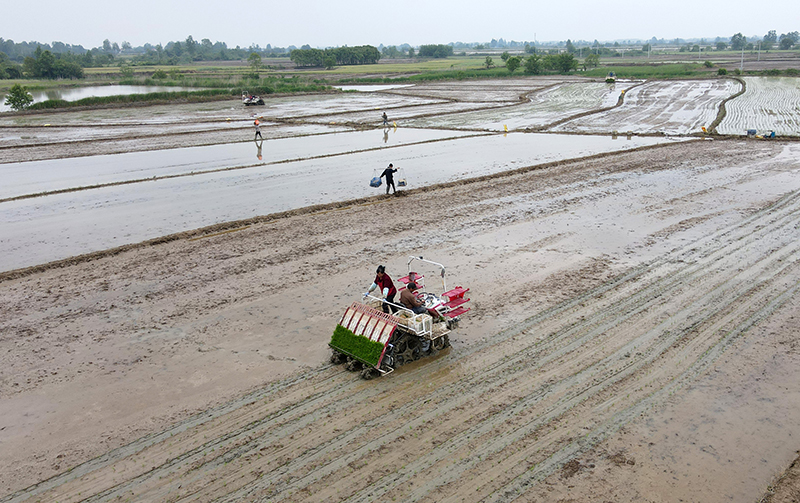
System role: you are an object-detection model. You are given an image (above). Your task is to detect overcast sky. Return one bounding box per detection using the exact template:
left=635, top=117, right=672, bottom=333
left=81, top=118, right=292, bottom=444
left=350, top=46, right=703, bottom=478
left=1, top=0, right=797, bottom=49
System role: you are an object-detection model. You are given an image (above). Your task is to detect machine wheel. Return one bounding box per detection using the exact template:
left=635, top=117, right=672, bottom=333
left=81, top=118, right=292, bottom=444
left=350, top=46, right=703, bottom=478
left=381, top=354, right=395, bottom=371
left=330, top=351, right=346, bottom=364
left=360, top=368, right=379, bottom=380
left=433, top=335, right=450, bottom=351
left=345, top=357, right=362, bottom=372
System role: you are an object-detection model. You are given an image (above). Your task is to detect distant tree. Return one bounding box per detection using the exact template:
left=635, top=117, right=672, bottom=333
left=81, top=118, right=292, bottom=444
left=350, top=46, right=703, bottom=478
left=764, top=30, right=778, bottom=44
left=500, top=51, right=510, bottom=62
left=718, top=68, right=727, bottom=75
left=4, top=83, right=33, bottom=111
left=505, top=55, right=521, bottom=74
left=730, top=33, right=746, bottom=50
left=121, top=41, right=132, bottom=52
left=185, top=36, right=197, bottom=58
left=565, top=39, right=576, bottom=53
left=103, top=39, right=112, bottom=53
left=704, top=60, right=713, bottom=68
left=523, top=54, right=542, bottom=74
left=716, top=41, right=728, bottom=51
left=642, top=43, right=651, bottom=53
left=248, top=52, right=262, bottom=72
left=524, top=44, right=535, bottom=54
left=381, top=45, right=401, bottom=58
left=323, top=54, right=336, bottom=69
left=779, top=32, right=799, bottom=50
left=553, top=52, right=578, bottom=73
left=584, top=53, right=599, bottom=68
left=418, top=44, right=453, bottom=58
left=484, top=56, right=494, bottom=69
left=407, top=47, right=415, bottom=58
left=119, top=64, right=134, bottom=79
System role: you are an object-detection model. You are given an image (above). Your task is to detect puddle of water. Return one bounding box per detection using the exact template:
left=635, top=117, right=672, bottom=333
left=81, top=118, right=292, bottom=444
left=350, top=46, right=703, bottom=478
left=0, top=85, right=199, bottom=113
left=0, top=133, right=683, bottom=271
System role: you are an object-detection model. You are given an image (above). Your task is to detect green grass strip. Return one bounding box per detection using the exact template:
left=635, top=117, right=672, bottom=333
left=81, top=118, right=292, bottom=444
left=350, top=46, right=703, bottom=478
left=330, top=324, right=385, bottom=367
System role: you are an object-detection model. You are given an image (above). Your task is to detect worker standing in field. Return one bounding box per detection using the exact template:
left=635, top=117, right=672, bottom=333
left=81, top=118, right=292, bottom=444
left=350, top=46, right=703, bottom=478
left=254, top=119, right=262, bottom=140
left=366, top=265, right=398, bottom=314
left=380, top=163, right=398, bottom=195
left=382, top=111, right=388, bottom=126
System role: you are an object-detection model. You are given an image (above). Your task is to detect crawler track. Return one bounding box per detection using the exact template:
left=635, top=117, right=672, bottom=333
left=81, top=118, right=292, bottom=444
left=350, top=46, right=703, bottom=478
left=6, top=184, right=800, bottom=502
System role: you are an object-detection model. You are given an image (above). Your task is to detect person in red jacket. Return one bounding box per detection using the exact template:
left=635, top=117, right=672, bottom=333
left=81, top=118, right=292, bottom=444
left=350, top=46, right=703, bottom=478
left=365, top=265, right=398, bottom=314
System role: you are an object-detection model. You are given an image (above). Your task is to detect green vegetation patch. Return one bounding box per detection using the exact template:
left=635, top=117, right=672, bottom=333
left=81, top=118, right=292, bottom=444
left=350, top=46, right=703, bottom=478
left=584, top=63, right=702, bottom=79
left=330, top=324, right=385, bottom=367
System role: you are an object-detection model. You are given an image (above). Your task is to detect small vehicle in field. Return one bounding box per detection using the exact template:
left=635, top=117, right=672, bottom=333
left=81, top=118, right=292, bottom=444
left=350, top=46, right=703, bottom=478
left=242, top=91, right=265, bottom=106
left=329, top=257, right=471, bottom=379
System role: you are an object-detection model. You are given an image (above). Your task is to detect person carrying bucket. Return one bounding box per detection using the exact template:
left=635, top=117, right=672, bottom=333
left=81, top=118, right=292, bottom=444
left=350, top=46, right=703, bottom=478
left=380, top=163, right=398, bottom=195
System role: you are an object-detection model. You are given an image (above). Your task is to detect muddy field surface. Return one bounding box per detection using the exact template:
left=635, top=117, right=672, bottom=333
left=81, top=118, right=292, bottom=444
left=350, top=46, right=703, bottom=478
left=553, top=79, right=742, bottom=135
left=717, top=77, right=800, bottom=136
left=2, top=139, right=800, bottom=502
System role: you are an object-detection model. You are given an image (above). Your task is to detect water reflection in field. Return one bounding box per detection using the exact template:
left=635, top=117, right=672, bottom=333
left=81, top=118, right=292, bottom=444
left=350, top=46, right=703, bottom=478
left=0, top=132, right=685, bottom=271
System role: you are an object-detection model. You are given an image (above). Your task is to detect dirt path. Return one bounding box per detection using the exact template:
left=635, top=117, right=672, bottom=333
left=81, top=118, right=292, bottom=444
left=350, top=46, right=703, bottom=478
left=2, top=139, right=800, bottom=501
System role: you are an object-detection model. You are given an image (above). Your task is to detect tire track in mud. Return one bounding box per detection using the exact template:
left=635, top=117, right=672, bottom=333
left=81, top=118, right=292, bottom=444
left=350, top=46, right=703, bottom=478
left=6, top=190, right=800, bottom=503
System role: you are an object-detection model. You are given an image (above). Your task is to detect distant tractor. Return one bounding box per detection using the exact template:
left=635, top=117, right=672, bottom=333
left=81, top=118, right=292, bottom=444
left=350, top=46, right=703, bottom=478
left=242, top=91, right=265, bottom=106
left=329, top=257, right=471, bottom=379
left=606, top=71, right=616, bottom=84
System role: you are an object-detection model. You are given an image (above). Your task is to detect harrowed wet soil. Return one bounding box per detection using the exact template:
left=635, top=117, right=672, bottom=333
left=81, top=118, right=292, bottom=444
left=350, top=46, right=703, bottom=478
left=2, top=136, right=800, bottom=502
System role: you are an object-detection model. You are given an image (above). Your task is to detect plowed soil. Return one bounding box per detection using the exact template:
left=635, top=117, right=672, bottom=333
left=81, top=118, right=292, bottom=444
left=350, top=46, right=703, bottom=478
left=2, top=137, right=800, bottom=502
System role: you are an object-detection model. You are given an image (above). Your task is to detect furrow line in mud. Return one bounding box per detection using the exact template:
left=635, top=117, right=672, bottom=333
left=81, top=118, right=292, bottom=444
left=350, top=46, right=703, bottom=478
left=218, top=192, right=800, bottom=501
left=332, top=192, right=800, bottom=500
left=427, top=244, right=800, bottom=503
left=0, top=366, right=357, bottom=503
left=73, top=377, right=366, bottom=503
left=485, top=278, right=800, bottom=503
left=14, top=188, right=797, bottom=500
left=108, top=190, right=800, bottom=501
left=83, top=377, right=418, bottom=502
left=439, top=187, right=800, bottom=388
left=341, top=237, right=800, bottom=503
left=468, top=188, right=800, bottom=357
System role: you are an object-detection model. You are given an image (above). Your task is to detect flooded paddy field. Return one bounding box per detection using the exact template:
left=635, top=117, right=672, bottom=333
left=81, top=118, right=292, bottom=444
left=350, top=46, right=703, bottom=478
left=0, top=132, right=677, bottom=271
left=405, top=81, right=628, bottom=131
left=2, top=77, right=800, bottom=502
left=717, top=76, right=800, bottom=136
left=554, top=79, right=743, bottom=135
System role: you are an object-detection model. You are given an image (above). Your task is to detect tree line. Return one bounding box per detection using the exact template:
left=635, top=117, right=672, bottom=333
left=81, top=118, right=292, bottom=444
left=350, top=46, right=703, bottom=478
left=289, top=46, right=381, bottom=67
left=487, top=52, right=580, bottom=75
